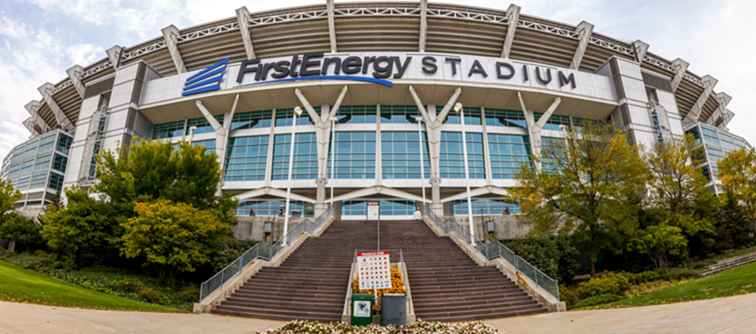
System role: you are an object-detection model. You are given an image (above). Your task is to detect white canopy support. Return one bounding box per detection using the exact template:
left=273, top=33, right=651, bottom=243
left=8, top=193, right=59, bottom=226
left=161, top=25, right=186, bottom=73
left=441, top=186, right=510, bottom=203
left=235, top=186, right=317, bottom=204
left=195, top=100, right=222, bottom=131
left=501, top=4, right=520, bottom=58
left=327, top=185, right=431, bottom=204
left=418, top=0, right=428, bottom=52
left=236, top=7, right=256, bottom=59
left=570, top=21, right=594, bottom=70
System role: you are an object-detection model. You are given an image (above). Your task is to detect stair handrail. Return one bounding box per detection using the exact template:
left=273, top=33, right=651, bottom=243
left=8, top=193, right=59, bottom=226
left=420, top=204, right=560, bottom=301
left=478, top=240, right=560, bottom=300
left=198, top=206, right=334, bottom=302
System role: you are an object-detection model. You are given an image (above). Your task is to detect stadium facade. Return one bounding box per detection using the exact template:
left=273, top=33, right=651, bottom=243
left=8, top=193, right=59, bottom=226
left=3, top=1, right=752, bottom=222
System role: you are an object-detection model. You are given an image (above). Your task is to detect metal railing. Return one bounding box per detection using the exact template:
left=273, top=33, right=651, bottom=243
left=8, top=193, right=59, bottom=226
left=420, top=204, right=560, bottom=300
left=477, top=241, right=560, bottom=300
left=199, top=206, right=333, bottom=302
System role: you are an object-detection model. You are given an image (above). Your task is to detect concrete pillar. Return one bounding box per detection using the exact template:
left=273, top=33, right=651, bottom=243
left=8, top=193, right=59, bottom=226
left=604, top=56, right=656, bottom=149
left=480, top=108, right=493, bottom=185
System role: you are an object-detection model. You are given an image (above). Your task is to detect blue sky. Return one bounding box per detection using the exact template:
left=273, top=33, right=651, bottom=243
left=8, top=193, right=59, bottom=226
left=2, top=0, right=755, bottom=162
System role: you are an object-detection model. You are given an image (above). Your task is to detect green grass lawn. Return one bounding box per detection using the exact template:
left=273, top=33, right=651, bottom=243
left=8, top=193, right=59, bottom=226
left=0, top=260, right=181, bottom=312
left=600, top=261, right=756, bottom=308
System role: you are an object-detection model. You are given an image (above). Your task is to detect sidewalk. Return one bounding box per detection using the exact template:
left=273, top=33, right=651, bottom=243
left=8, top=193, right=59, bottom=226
left=486, top=293, right=756, bottom=334
left=1, top=293, right=755, bottom=334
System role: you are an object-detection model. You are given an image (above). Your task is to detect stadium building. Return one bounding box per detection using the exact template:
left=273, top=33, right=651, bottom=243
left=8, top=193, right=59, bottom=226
left=2, top=1, right=753, bottom=321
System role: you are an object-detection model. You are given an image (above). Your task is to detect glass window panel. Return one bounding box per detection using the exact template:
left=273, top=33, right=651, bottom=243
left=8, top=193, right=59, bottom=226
left=488, top=134, right=531, bottom=179
left=272, top=132, right=317, bottom=180
left=452, top=198, right=520, bottom=215
left=275, top=107, right=316, bottom=126
left=329, top=131, right=376, bottom=179
left=153, top=120, right=186, bottom=139
left=440, top=131, right=485, bottom=179
left=337, top=105, right=377, bottom=124
left=380, top=105, right=420, bottom=124
left=224, top=135, right=269, bottom=181
left=231, top=110, right=273, bottom=130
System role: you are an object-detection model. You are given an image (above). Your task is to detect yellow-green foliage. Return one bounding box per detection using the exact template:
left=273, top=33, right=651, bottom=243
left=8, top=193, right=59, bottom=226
left=120, top=200, right=232, bottom=273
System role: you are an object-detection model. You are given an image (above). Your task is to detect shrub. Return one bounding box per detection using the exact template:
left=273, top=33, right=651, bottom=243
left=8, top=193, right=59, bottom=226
left=120, top=200, right=232, bottom=275
left=0, top=213, right=43, bottom=252
left=575, top=272, right=631, bottom=300
left=41, top=188, right=124, bottom=267
left=571, top=293, right=623, bottom=308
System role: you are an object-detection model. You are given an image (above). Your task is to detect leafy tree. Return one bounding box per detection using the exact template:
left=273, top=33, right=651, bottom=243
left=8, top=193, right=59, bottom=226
left=120, top=200, right=232, bottom=275
left=643, top=138, right=716, bottom=257
left=718, top=148, right=756, bottom=222
left=0, top=178, right=21, bottom=223
left=631, top=224, right=688, bottom=268
left=96, top=140, right=222, bottom=210
left=41, top=188, right=123, bottom=267
left=0, top=212, right=43, bottom=252
left=509, top=125, right=649, bottom=273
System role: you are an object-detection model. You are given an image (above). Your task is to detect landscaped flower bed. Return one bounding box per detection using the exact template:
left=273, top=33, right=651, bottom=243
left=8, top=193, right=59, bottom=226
left=257, top=320, right=499, bottom=334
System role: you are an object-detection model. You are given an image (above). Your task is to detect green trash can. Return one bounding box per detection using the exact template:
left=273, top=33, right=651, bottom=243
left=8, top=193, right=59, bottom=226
left=351, top=294, right=374, bottom=326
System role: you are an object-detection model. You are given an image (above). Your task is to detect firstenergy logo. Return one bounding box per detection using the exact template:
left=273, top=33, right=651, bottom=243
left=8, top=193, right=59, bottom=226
left=236, top=53, right=397, bottom=88
left=182, top=57, right=228, bottom=96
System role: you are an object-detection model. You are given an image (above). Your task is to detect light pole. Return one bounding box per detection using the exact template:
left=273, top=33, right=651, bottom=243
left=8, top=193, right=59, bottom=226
left=454, top=102, right=476, bottom=246
left=413, top=116, right=427, bottom=206
left=282, top=106, right=303, bottom=247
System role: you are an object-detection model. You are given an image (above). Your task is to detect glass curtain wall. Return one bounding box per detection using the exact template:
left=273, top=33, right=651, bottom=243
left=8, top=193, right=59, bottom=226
left=381, top=131, right=431, bottom=179
left=272, top=132, right=318, bottom=180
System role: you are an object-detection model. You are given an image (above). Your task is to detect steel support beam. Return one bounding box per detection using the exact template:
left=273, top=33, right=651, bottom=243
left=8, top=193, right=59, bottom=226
left=327, top=185, right=430, bottom=204
left=236, top=7, right=256, bottom=59
left=326, top=0, right=337, bottom=53
left=519, top=92, right=561, bottom=170
left=440, top=186, right=509, bottom=203
left=24, top=100, right=51, bottom=132
left=106, top=45, right=123, bottom=70
left=408, top=85, right=463, bottom=215
left=37, top=83, right=74, bottom=132
left=235, top=186, right=317, bottom=204
left=161, top=25, right=186, bottom=73
left=570, top=21, right=594, bottom=70
left=632, top=40, right=649, bottom=63
left=66, top=65, right=85, bottom=98
left=195, top=100, right=222, bottom=131
left=709, top=92, right=732, bottom=126
left=501, top=4, right=520, bottom=58
left=418, top=0, right=428, bottom=52
left=722, top=110, right=735, bottom=129
left=670, top=58, right=689, bottom=92
left=685, top=75, right=717, bottom=124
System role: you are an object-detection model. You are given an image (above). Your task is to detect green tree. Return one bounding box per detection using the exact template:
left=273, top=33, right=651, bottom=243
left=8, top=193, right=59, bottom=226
left=40, top=188, right=123, bottom=267
left=120, top=200, right=232, bottom=275
left=96, top=140, right=222, bottom=210
left=509, top=125, right=649, bottom=273
left=643, top=138, right=716, bottom=258
left=631, top=224, right=688, bottom=268
left=0, top=212, right=43, bottom=252
left=0, top=178, right=21, bottom=223
left=718, top=148, right=756, bottom=222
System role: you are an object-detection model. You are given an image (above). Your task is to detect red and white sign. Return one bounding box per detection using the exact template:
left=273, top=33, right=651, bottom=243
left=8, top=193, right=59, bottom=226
left=356, top=251, right=391, bottom=290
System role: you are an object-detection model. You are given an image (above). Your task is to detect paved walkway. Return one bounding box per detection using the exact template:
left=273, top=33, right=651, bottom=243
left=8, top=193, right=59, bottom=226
left=1, top=293, right=756, bottom=333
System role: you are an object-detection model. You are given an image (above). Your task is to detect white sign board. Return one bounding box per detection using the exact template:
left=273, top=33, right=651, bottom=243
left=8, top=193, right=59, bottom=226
left=357, top=251, right=391, bottom=290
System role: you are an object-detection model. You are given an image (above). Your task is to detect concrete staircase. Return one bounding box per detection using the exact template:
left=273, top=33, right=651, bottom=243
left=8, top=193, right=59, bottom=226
left=213, top=219, right=546, bottom=322
left=212, top=221, right=378, bottom=321
left=378, top=220, right=547, bottom=321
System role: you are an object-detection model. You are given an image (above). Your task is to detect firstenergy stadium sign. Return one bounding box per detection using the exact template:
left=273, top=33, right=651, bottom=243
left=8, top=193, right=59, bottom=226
left=235, top=52, right=578, bottom=90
